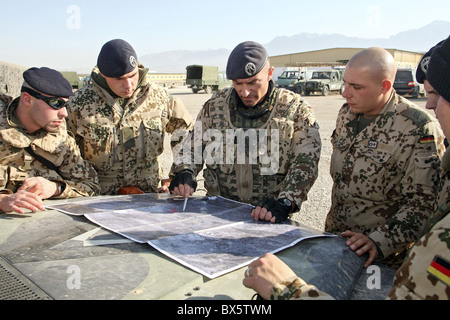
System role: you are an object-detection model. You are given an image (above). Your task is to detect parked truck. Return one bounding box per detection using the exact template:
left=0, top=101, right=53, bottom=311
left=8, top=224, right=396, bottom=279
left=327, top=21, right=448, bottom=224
left=276, top=69, right=307, bottom=87
left=61, top=71, right=84, bottom=90
left=186, top=65, right=231, bottom=94
left=303, top=68, right=344, bottom=96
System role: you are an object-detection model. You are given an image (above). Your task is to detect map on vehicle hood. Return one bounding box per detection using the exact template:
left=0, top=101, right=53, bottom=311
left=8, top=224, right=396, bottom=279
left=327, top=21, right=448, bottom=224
left=47, top=194, right=333, bottom=279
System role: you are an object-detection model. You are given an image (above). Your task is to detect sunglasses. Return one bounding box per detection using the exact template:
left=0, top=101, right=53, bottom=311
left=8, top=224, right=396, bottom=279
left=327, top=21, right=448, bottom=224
left=21, top=87, right=67, bottom=110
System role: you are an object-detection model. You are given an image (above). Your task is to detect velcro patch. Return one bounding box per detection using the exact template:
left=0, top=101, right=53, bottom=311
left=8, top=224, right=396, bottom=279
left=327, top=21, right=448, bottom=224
left=420, top=135, right=435, bottom=144
left=427, top=255, right=450, bottom=287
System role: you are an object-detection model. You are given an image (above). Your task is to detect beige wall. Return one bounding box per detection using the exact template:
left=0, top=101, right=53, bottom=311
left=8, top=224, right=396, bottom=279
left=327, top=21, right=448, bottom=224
left=390, top=50, right=424, bottom=69
left=270, top=48, right=424, bottom=69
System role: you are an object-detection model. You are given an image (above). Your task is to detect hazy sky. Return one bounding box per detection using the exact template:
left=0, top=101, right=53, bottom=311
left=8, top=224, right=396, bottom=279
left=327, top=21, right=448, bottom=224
left=1, top=0, right=449, bottom=72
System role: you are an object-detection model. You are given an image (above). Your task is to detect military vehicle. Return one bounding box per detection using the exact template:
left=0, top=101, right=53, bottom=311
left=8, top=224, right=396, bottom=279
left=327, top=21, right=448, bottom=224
left=303, top=69, right=344, bottom=96
left=393, top=68, right=426, bottom=99
left=61, top=71, right=84, bottom=90
left=276, top=69, right=307, bottom=90
left=186, top=65, right=231, bottom=94
left=0, top=194, right=396, bottom=301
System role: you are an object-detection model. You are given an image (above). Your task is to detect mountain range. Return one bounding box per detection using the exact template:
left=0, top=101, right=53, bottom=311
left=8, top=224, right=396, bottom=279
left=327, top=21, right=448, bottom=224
left=140, top=20, right=450, bottom=73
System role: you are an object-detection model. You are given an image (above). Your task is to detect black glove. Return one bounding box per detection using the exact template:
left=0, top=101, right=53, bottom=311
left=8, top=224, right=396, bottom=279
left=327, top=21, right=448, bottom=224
left=169, top=170, right=198, bottom=194
left=256, top=197, right=292, bottom=223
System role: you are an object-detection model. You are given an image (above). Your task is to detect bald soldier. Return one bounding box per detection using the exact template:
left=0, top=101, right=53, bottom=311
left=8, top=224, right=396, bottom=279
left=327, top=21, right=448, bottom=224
left=325, top=47, right=445, bottom=268
left=243, top=39, right=450, bottom=301
left=66, top=39, right=193, bottom=195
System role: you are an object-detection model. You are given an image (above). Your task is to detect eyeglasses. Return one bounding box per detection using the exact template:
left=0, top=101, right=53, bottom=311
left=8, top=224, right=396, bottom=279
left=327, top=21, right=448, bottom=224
left=21, top=87, right=67, bottom=110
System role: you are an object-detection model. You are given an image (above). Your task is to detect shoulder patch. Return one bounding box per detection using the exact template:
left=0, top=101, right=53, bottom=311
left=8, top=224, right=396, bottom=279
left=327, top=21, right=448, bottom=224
left=428, top=255, right=450, bottom=287
left=401, top=108, right=432, bottom=127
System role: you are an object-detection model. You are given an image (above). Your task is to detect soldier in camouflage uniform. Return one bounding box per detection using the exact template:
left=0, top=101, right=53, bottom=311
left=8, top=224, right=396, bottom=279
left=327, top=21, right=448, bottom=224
left=326, top=47, right=445, bottom=268
left=389, top=36, right=450, bottom=300
left=169, top=41, right=321, bottom=223
left=0, top=67, right=100, bottom=214
left=66, top=39, right=193, bottom=195
left=243, top=41, right=450, bottom=300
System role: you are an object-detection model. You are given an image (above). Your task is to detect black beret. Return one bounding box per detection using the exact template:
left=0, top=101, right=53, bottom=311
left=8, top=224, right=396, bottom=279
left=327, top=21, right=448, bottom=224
left=416, top=40, right=444, bottom=84
left=428, top=36, right=450, bottom=103
left=226, top=41, right=268, bottom=80
left=97, top=39, right=138, bottom=78
left=23, top=67, right=73, bottom=98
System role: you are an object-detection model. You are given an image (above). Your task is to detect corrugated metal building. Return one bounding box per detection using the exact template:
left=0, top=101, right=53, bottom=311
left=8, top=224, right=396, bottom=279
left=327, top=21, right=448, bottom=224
left=269, top=48, right=424, bottom=69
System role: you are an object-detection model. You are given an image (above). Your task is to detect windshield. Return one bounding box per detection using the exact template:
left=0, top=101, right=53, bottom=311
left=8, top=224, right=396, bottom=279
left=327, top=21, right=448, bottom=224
left=395, top=71, right=413, bottom=82
left=312, top=72, right=331, bottom=80
left=280, top=71, right=299, bottom=79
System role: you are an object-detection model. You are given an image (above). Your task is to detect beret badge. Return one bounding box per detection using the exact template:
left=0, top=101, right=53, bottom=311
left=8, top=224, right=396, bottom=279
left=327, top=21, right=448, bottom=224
left=245, top=62, right=257, bottom=77
left=130, top=55, right=137, bottom=69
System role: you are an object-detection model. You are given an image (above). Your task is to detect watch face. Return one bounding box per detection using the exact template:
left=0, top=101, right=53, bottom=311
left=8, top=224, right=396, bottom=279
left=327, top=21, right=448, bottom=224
left=280, top=198, right=291, bottom=207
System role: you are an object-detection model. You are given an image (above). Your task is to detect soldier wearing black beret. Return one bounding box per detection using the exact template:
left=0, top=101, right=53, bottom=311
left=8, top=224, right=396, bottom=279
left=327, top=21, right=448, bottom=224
left=170, top=41, right=321, bottom=224
left=0, top=67, right=100, bottom=214
left=65, top=39, right=193, bottom=195
left=416, top=40, right=445, bottom=113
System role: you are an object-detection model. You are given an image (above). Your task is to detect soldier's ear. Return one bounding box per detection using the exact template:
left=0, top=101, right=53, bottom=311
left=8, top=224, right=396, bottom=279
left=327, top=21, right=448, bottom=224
left=21, top=91, right=33, bottom=106
left=268, top=66, right=275, bottom=81
left=382, top=80, right=392, bottom=94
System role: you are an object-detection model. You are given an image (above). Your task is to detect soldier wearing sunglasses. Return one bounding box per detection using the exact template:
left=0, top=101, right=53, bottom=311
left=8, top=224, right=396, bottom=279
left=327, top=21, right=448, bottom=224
left=0, top=67, right=100, bottom=214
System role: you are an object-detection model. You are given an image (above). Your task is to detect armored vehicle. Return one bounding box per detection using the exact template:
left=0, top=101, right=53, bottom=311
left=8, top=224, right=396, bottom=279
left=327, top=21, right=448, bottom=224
left=186, top=65, right=231, bottom=94
left=303, top=69, right=344, bottom=96
left=0, top=194, right=396, bottom=301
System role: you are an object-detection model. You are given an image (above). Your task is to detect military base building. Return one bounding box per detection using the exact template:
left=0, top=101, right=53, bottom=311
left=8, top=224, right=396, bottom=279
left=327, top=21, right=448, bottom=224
left=269, top=47, right=424, bottom=69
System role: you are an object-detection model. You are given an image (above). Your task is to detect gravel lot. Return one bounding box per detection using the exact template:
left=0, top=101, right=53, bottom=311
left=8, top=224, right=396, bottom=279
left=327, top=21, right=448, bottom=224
left=161, top=86, right=430, bottom=231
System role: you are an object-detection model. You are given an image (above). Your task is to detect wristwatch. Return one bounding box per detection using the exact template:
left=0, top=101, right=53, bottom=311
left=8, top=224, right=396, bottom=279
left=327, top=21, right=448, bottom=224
left=278, top=198, right=292, bottom=209
left=56, top=182, right=66, bottom=196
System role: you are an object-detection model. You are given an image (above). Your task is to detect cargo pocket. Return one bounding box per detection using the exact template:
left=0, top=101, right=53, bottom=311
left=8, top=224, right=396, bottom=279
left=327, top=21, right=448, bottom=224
left=414, top=154, right=439, bottom=194
left=79, top=119, right=115, bottom=171
left=358, top=149, right=393, bottom=200
left=142, top=111, right=164, bottom=159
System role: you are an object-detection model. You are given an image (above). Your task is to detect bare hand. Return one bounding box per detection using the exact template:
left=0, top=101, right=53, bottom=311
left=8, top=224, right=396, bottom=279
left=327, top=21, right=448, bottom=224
left=158, top=179, right=172, bottom=193
left=251, top=206, right=276, bottom=223
left=242, top=253, right=297, bottom=300
left=341, top=230, right=379, bottom=268
left=0, top=190, right=45, bottom=214
left=18, top=177, right=58, bottom=199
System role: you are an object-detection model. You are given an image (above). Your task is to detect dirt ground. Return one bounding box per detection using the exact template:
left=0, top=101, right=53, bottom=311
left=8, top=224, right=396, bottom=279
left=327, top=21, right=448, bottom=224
left=161, top=86, right=431, bottom=231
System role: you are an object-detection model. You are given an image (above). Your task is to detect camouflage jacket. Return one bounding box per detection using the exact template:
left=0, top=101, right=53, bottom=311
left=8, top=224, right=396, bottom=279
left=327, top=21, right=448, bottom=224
left=270, top=148, right=450, bottom=301
left=66, top=66, right=193, bottom=195
left=326, top=92, right=445, bottom=261
left=174, top=86, right=321, bottom=210
left=0, top=95, right=100, bottom=199
left=388, top=201, right=450, bottom=299
left=270, top=213, right=449, bottom=300
left=271, top=175, right=450, bottom=300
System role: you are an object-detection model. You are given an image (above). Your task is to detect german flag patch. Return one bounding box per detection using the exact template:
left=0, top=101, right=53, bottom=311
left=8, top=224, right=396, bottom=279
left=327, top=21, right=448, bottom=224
left=427, top=255, right=450, bottom=287
left=420, top=135, right=435, bottom=144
